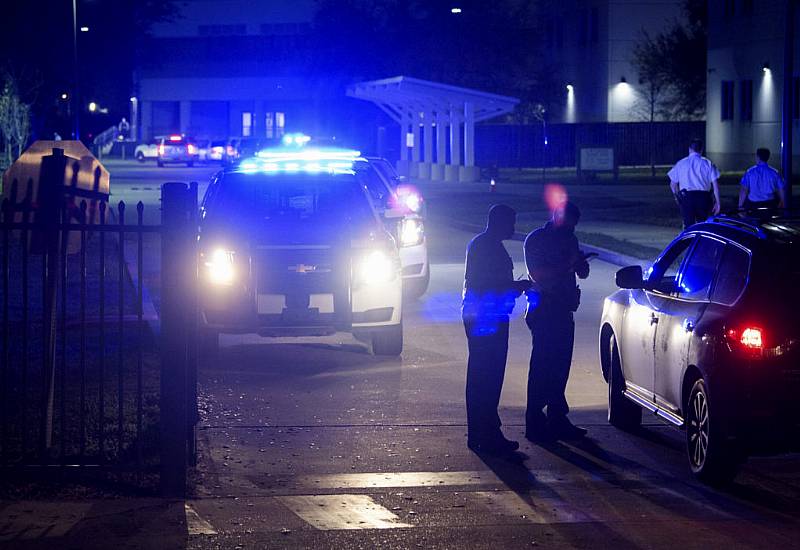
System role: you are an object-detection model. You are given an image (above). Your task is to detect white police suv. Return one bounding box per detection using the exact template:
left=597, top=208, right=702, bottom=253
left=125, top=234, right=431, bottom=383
left=198, top=148, right=404, bottom=356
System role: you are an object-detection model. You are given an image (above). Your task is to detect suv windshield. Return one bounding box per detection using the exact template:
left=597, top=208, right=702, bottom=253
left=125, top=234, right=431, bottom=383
left=212, top=172, right=376, bottom=230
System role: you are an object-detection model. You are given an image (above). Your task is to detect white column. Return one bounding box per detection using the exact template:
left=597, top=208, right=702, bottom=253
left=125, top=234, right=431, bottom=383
left=450, top=108, right=462, bottom=166
left=423, top=111, right=433, bottom=163
left=463, top=102, right=475, bottom=167
left=412, top=110, right=422, bottom=163
left=436, top=110, right=447, bottom=164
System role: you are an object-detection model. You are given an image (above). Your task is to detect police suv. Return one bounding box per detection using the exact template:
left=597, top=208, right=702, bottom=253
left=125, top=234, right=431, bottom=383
left=198, top=148, right=404, bottom=356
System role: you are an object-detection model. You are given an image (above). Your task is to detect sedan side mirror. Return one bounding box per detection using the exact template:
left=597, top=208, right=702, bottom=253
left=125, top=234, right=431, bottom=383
left=616, top=265, right=644, bottom=289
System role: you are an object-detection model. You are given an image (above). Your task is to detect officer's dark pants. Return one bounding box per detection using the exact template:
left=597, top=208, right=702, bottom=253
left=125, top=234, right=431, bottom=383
left=464, top=317, right=509, bottom=444
left=526, top=309, right=574, bottom=429
left=678, top=190, right=713, bottom=228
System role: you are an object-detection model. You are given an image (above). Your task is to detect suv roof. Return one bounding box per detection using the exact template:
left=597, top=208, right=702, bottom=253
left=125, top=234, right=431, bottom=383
left=693, top=211, right=800, bottom=245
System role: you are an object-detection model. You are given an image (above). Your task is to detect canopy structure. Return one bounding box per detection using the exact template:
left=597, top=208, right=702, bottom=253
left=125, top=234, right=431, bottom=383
left=347, top=76, right=519, bottom=182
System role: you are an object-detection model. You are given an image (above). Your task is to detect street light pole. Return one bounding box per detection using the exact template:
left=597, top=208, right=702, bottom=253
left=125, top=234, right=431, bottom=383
left=71, top=0, right=81, bottom=141
left=781, top=0, right=794, bottom=205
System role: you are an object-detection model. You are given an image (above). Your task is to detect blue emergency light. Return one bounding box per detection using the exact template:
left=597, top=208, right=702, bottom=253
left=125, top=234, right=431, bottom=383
left=239, top=147, right=362, bottom=175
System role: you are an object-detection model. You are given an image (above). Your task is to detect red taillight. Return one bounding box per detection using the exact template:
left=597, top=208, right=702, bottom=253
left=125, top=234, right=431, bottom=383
left=740, top=327, right=763, bottom=349
left=158, top=144, right=165, bottom=155
left=727, top=326, right=765, bottom=353
left=226, top=145, right=235, bottom=155
left=187, top=144, right=196, bottom=155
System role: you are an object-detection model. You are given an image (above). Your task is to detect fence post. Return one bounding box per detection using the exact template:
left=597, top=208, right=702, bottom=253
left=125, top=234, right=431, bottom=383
left=160, top=181, right=195, bottom=497
left=38, top=148, right=69, bottom=454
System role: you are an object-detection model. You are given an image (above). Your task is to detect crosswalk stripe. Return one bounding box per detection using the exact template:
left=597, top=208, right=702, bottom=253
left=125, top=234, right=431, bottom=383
left=279, top=494, right=412, bottom=530
left=185, top=503, right=218, bottom=536
left=475, top=491, right=594, bottom=524
left=304, top=470, right=566, bottom=490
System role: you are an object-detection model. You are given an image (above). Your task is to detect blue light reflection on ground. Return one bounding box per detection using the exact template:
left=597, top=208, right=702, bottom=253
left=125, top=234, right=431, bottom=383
left=420, top=290, right=528, bottom=329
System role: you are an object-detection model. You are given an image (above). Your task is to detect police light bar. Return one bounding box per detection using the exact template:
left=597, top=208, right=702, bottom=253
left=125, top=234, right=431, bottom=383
left=281, top=132, right=312, bottom=146
left=254, top=147, right=361, bottom=161
left=238, top=156, right=358, bottom=175
left=169, top=135, right=183, bottom=142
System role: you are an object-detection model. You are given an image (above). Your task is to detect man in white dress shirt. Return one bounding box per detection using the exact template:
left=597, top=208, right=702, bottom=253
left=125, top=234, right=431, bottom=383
left=738, top=148, right=786, bottom=210
left=668, top=139, right=721, bottom=228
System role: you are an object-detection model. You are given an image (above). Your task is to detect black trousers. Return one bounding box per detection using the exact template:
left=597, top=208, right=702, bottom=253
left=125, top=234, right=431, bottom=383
left=526, top=309, right=574, bottom=428
left=678, top=190, right=713, bottom=228
left=464, top=317, right=509, bottom=443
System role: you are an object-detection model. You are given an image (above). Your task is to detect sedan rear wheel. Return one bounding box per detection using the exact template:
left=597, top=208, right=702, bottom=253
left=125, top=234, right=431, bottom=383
left=686, top=378, right=739, bottom=485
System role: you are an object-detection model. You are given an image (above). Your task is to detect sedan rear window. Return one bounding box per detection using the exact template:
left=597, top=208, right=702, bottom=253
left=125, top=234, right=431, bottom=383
left=711, top=245, right=750, bottom=305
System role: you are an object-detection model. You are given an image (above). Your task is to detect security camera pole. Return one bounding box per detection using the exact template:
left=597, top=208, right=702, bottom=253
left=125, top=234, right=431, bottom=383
left=781, top=0, right=794, bottom=206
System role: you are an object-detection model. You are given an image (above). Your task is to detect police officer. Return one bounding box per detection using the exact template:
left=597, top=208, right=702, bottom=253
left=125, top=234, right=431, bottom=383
left=524, top=201, right=590, bottom=442
left=738, top=148, right=786, bottom=210
left=463, top=204, right=531, bottom=455
left=668, top=138, right=721, bottom=228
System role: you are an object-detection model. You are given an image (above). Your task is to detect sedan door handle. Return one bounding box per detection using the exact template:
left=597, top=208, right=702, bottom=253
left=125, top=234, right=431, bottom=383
left=650, top=313, right=659, bottom=325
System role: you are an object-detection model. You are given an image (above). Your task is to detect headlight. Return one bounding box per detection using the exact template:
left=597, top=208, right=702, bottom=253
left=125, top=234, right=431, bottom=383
left=358, top=250, right=395, bottom=285
left=399, top=218, right=424, bottom=247
left=204, top=249, right=235, bottom=285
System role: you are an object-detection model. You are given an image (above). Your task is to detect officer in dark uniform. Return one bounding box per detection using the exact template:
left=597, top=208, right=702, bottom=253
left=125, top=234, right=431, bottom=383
left=463, top=204, right=531, bottom=455
left=524, top=201, right=591, bottom=442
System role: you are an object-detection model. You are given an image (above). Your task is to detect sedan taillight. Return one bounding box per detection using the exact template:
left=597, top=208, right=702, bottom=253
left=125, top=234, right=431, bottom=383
left=727, top=326, right=765, bottom=355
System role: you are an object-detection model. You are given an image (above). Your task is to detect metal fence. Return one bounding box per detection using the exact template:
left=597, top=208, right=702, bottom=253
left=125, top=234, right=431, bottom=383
left=0, top=165, right=198, bottom=495
left=476, top=121, right=707, bottom=168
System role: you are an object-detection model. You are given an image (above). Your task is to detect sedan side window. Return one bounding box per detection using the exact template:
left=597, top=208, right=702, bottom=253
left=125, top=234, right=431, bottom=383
left=678, top=236, right=725, bottom=301
left=647, top=237, right=694, bottom=294
left=711, top=245, right=750, bottom=305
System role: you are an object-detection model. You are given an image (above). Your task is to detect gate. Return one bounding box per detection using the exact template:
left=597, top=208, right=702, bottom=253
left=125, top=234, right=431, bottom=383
left=0, top=147, right=198, bottom=496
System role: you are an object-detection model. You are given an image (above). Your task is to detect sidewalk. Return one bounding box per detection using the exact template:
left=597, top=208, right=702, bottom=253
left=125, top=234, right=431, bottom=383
left=412, top=179, right=681, bottom=264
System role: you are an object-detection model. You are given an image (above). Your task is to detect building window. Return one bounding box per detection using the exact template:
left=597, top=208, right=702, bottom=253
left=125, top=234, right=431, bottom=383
left=242, top=112, right=253, bottom=136
left=275, top=112, right=285, bottom=136
left=265, top=112, right=274, bottom=138
left=740, top=80, right=753, bottom=121
left=723, top=0, right=736, bottom=18
left=721, top=81, right=735, bottom=121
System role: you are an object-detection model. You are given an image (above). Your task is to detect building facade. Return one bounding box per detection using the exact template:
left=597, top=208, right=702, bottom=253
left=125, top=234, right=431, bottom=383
left=706, top=0, right=800, bottom=171
left=134, top=0, right=346, bottom=142
left=540, top=0, right=683, bottom=123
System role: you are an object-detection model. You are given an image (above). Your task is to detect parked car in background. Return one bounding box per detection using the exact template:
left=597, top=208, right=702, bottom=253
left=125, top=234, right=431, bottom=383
left=135, top=138, right=160, bottom=162
left=207, top=140, right=227, bottom=163
left=157, top=135, right=199, bottom=167
left=599, top=211, right=800, bottom=484
left=195, top=139, right=211, bottom=162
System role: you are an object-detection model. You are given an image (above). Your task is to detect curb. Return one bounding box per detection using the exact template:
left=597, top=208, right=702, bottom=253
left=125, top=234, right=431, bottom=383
left=439, top=217, right=646, bottom=268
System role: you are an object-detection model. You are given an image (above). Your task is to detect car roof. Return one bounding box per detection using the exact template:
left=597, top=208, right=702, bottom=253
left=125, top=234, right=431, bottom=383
left=691, top=212, right=800, bottom=247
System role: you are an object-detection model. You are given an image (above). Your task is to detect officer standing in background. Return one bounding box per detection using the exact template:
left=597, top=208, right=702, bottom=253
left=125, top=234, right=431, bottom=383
left=668, top=139, right=721, bottom=228
left=739, top=148, right=786, bottom=210
left=463, top=204, right=531, bottom=455
left=524, top=201, right=591, bottom=442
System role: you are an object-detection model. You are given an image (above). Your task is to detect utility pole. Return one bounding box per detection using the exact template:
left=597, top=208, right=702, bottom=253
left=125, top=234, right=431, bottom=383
left=781, top=0, right=794, bottom=205
left=71, top=0, right=81, bottom=141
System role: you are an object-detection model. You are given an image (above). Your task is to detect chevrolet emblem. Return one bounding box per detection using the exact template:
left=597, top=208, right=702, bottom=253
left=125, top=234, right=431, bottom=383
left=289, top=264, right=317, bottom=273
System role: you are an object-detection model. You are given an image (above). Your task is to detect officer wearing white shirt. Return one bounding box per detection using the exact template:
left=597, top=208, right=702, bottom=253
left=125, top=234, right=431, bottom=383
left=668, top=139, right=721, bottom=228
left=738, top=148, right=786, bottom=210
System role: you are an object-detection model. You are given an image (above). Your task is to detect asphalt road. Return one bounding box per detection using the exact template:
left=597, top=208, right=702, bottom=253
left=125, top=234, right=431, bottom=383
left=107, top=161, right=800, bottom=549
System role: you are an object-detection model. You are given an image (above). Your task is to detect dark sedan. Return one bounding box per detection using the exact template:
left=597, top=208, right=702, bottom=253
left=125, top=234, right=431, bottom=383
left=599, top=212, right=800, bottom=484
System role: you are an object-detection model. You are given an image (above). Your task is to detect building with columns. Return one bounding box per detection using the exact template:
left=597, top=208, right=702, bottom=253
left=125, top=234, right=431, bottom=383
left=347, top=77, right=518, bottom=182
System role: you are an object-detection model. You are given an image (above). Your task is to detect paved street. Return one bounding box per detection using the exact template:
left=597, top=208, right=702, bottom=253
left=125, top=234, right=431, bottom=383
left=7, top=161, right=795, bottom=549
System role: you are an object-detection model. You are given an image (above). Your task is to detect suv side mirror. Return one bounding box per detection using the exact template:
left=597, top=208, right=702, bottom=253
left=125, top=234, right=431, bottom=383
left=616, top=265, right=644, bottom=289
